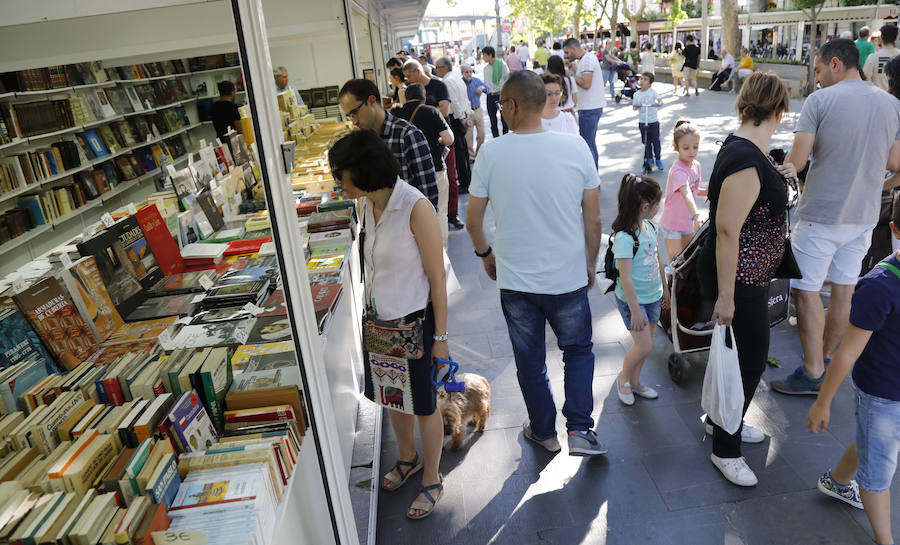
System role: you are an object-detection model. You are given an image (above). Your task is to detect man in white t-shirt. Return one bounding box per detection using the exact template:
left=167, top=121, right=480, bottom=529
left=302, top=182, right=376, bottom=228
left=563, top=37, right=606, bottom=167
left=863, top=23, right=899, bottom=91
left=466, top=70, right=606, bottom=457
left=518, top=41, right=531, bottom=70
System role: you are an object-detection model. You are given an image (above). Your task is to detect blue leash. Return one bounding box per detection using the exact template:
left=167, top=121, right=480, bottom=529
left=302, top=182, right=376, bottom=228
left=432, top=356, right=466, bottom=392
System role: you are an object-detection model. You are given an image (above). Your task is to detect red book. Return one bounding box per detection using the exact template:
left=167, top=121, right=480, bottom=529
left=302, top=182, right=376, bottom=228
left=223, top=237, right=273, bottom=257
left=136, top=204, right=185, bottom=275
left=132, top=501, right=170, bottom=545
left=104, top=374, right=125, bottom=406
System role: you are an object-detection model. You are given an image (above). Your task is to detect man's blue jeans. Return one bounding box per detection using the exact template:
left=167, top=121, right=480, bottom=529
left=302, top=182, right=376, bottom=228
left=577, top=107, right=603, bottom=167
left=601, top=68, right=616, bottom=100
left=499, top=286, right=595, bottom=440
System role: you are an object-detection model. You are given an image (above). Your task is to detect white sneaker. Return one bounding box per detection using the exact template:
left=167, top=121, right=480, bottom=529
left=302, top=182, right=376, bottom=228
left=632, top=384, right=658, bottom=400
left=705, top=422, right=765, bottom=444
left=617, top=379, right=635, bottom=406
left=710, top=454, right=758, bottom=487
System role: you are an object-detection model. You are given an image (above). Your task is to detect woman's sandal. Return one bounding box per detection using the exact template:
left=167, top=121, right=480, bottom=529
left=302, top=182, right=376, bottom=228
left=407, top=478, right=444, bottom=520
left=381, top=453, right=423, bottom=492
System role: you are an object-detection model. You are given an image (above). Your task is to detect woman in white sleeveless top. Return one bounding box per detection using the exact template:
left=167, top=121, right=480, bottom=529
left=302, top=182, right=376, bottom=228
left=329, top=131, right=449, bottom=520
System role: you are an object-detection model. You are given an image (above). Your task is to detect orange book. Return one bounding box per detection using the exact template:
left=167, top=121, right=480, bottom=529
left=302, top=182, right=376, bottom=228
left=47, top=428, right=99, bottom=479
left=133, top=501, right=170, bottom=545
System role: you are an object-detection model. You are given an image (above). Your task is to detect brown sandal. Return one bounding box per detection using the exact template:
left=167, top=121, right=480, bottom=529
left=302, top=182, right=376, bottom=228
left=381, top=453, right=422, bottom=492
left=407, top=478, right=444, bottom=520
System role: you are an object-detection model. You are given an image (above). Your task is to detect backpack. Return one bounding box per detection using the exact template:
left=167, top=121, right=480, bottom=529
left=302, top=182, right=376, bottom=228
left=603, top=221, right=656, bottom=294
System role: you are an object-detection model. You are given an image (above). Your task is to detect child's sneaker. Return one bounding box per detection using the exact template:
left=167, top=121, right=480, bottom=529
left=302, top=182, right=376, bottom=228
left=655, top=159, right=664, bottom=171
left=817, top=470, right=863, bottom=509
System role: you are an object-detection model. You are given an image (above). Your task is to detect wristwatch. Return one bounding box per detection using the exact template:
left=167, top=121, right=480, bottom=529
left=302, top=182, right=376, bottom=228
left=433, top=333, right=449, bottom=342
left=475, top=246, right=492, bottom=258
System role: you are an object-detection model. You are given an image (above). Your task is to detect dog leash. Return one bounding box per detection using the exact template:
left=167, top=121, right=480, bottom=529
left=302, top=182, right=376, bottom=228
left=432, top=356, right=466, bottom=392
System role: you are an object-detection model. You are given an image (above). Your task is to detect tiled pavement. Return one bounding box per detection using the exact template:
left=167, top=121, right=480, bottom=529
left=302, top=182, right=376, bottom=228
left=372, top=83, right=899, bottom=544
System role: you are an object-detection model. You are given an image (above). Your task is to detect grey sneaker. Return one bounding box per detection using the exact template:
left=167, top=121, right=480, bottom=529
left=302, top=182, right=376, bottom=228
left=817, top=470, right=863, bottom=509
left=567, top=430, right=608, bottom=456
left=770, top=365, right=824, bottom=395
left=522, top=424, right=561, bottom=453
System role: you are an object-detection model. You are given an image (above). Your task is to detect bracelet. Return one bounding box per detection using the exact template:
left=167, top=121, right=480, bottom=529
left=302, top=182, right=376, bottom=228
left=433, top=333, right=449, bottom=342
left=475, top=246, right=492, bottom=258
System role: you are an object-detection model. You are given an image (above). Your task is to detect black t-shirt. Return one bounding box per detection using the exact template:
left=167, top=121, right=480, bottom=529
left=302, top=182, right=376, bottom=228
left=699, top=134, right=789, bottom=291
left=211, top=100, right=241, bottom=139
left=396, top=100, right=449, bottom=171
left=423, top=77, right=450, bottom=110
left=683, top=44, right=701, bottom=69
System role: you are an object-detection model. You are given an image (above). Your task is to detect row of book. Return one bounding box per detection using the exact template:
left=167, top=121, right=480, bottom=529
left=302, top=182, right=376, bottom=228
left=0, top=53, right=241, bottom=95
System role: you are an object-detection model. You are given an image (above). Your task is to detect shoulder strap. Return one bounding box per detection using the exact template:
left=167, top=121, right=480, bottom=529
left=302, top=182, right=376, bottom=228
left=629, top=231, right=640, bottom=257
left=409, top=104, right=425, bottom=124
left=876, top=260, right=900, bottom=280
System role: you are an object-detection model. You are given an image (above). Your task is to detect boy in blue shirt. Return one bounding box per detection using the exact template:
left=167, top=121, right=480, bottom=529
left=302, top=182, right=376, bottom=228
left=808, top=193, right=900, bottom=545
left=632, top=72, right=663, bottom=174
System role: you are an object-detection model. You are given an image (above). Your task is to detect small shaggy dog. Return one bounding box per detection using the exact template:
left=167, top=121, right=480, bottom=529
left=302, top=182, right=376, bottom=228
left=437, top=373, right=491, bottom=450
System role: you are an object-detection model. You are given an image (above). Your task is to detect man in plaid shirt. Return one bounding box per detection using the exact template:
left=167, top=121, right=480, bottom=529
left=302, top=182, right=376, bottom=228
left=338, top=79, right=439, bottom=208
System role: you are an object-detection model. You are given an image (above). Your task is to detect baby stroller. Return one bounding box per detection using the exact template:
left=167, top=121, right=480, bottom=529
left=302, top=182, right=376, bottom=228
left=660, top=149, right=799, bottom=384
left=613, top=62, right=641, bottom=103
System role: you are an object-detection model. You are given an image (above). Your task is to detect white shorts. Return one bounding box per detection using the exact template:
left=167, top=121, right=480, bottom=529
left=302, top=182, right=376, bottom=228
left=659, top=225, right=693, bottom=240
left=790, top=220, right=875, bottom=291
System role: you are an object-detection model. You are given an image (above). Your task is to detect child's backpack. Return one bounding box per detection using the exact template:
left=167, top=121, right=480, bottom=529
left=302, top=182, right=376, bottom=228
left=603, top=222, right=656, bottom=294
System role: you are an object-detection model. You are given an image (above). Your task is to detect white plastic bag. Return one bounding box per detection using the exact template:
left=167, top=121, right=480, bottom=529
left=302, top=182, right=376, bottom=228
left=701, top=324, right=744, bottom=435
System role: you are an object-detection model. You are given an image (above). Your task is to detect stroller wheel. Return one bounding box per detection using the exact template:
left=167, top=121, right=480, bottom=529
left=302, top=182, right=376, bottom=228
left=667, top=353, right=688, bottom=384
left=615, top=95, right=621, bottom=103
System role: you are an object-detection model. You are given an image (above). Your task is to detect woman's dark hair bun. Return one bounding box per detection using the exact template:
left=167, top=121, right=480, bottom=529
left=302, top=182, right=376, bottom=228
left=674, top=119, right=691, bottom=128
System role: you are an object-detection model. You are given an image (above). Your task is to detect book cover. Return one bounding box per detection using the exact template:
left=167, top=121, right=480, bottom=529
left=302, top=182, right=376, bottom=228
left=135, top=205, right=184, bottom=276
left=165, top=391, right=217, bottom=454
left=13, top=277, right=98, bottom=371
left=111, top=215, right=164, bottom=293
left=124, top=294, right=196, bottom=323
left=0, top=297, right=57, bottom=375
left=83, top=129, right=108, bottom=158
left=146, top=272, right=206, bottom=297
left=60, top=256, right=125, bottom=343
left=255, top=290, right=285, bottom=318
left=76, top=226, right=144, bottom=319
left=145, top=453, right=179, bottom=509
left=104, top=317, right=177, bottom=345
left=168, top=320, right=255, bottom=349
left=195, top=347, right=231, bottom=433
left=230, top=341, right=296, bottom=374
left=194, top=190, right=224, bottom=233
left=245, top=316, right=291, bottom=344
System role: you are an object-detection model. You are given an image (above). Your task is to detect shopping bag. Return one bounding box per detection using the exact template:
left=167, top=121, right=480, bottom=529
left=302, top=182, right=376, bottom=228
left=701, top=324, right=744, bottom=435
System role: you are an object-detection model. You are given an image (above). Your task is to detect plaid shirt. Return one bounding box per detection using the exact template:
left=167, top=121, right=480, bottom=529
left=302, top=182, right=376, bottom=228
left=380, top=113, right=438, bottom=208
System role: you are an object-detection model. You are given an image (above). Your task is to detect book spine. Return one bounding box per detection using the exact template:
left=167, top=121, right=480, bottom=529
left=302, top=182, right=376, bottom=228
left=199, top=372, right=223, bottom=433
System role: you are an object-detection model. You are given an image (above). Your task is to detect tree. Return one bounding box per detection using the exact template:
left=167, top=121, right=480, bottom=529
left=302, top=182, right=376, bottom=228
left=721, top=0, right=740, bottom=59
left=795, top=0, right=827, bottom=94
left=668, top=0, right=688, bottom=48
left=608, top=0, right=622, bottom=46
left=509, top=0, right=575, bottom=37
left=622, top=0, right=647, bottom=48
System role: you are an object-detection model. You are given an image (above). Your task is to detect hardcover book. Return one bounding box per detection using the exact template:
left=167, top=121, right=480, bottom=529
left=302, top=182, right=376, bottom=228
left=60, top=255, right=125, bottom=343
left=164, top=391, right=218, bottom=453
left=124, top=294, right=196, bottom=322
left=13, top=277, right=98, bottom=371
left=135, top=204, right=185, bottom=276
left=0, top=297, right=56, bottom=374
left=146, top=272, right=207, bottom=297
left=76, top=226, right=144, bottom=318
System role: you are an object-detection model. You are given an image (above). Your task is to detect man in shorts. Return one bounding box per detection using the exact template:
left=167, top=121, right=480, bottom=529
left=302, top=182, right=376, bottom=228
left=772, top=39, right=900, bottom=395
left=681, top=36, right=701, bottom=96
left=807, top=192, right=900, bottom=545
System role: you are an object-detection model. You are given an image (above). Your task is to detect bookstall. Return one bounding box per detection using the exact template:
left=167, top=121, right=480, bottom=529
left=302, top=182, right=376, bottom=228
left=0, top=1, right=428, bottom=544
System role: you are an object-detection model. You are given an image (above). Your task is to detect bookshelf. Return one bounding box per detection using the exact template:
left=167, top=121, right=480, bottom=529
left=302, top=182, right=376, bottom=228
left=0, top=57, right=242, bottom=274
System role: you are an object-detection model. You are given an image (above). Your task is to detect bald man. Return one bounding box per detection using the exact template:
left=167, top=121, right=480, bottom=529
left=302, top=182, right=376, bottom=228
left=465, top=71, right=606, bottom=457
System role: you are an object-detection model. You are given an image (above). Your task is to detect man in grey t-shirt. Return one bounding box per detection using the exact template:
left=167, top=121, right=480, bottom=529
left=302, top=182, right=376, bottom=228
left=772, top=39, right=900, bottom=396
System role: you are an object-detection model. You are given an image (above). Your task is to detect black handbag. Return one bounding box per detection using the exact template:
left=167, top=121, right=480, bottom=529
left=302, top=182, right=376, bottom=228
left=769, top=151, right=802, bottom=281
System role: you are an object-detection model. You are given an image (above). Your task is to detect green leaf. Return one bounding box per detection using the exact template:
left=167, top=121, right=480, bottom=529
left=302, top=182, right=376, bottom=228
left=767, top=356, right=782, bottom=368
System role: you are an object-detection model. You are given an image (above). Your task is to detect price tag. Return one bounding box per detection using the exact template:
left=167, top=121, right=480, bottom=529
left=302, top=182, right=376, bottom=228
left=199, top=139, right=207, bottom=148
left=12, top=277, right=26, bottom=293
left=60, top=253, right=73, bottom=269
left=191, top=293, right=206, bottom=304
left=127, top=203, right=138, bottom=215
left=157, top=327, right=174, bottom=349
left=151, top=530, right=208, bottom=545
left=241, top=302, right=264, bottom=315
left=234, top=324, right=250, bottom=344
left=101, top=213, right=115, bottom=228
left=198, top=274, right=214, bottom=291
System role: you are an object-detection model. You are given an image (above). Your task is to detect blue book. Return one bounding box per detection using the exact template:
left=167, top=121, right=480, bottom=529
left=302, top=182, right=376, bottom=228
left=93, top=366, right=110, bottom=405
left=84, top=129, right=108, bottom=157
left=0, top=359, right=48, bottom=413
left=146, top=453, right=181, bottom=509
left=17, top=196, right=46, bottom=226
left=0, top=298, right=56, bottom=374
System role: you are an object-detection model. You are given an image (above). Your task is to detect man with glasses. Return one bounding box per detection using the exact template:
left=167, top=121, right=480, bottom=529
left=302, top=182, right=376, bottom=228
left=465, top=71, right=606, bottom=457
left=338, top=79, right=438, bottom=208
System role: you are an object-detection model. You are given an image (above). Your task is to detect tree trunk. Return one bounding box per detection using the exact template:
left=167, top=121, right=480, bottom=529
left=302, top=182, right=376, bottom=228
left=700, top=0, right=709, bottom=59
left=721, top=0, right=739, bottom=59
left=610, top=0, right=621, bottom=46
left=806, top=16, right=817, bottom=95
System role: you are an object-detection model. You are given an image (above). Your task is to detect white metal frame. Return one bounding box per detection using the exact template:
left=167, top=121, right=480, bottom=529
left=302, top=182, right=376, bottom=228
left=230, top=1, right=360, bottom=544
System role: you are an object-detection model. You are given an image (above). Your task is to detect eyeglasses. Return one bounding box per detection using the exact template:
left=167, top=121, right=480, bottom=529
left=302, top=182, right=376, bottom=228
left=546, top=91, right=562, bottom=97
left=345, top=101, right=365, bottom=119
left=498, top=97, right=513, bottom=111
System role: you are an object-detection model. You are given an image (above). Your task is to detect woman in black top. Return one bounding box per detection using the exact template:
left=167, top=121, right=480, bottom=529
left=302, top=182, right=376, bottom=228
left=698, top=72, right=794, bottom=487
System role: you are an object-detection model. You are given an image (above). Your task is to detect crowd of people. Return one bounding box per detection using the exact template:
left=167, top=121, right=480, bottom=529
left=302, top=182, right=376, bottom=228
left=333, top=27, right=900, bottom=545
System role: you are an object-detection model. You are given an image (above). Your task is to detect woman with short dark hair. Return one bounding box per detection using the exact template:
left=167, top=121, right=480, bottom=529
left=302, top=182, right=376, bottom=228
left=329, top=130, right=449, bottom=520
